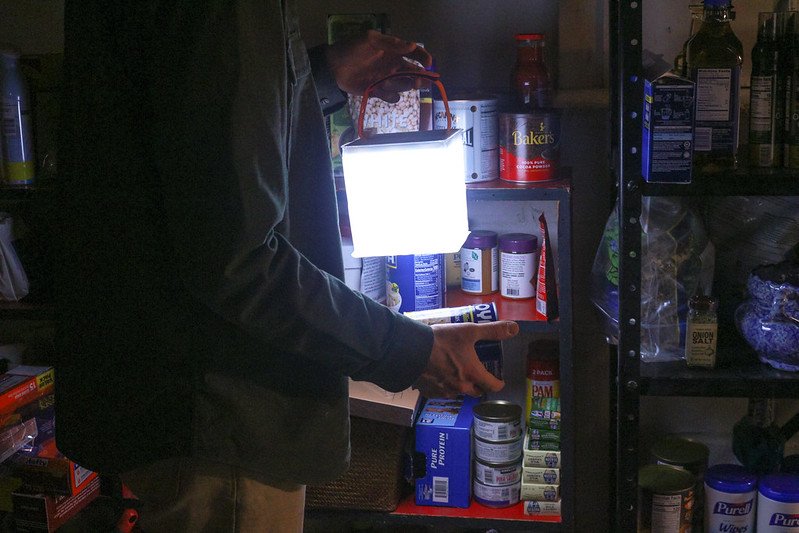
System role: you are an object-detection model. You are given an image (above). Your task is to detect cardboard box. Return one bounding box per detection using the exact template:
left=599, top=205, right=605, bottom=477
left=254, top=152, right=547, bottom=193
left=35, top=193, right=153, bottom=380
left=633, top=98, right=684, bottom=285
left=523, top=498, right=561, bottom=516
left=10, top=439, right=97, bottom=496
left=522, top=441, right=561, bottom=469
left=522, top=466, right=560, bottom=485
left=642, top=72, right=695, bottom=183
left=0, top=367, right=54, bottom=416
left=12, top=475, right=100, bottom=533
left=348, top=379, right=421, bottom=427
left=520, top=481, right=559, bottom=502
left=414, top=396, right=477, bottom=508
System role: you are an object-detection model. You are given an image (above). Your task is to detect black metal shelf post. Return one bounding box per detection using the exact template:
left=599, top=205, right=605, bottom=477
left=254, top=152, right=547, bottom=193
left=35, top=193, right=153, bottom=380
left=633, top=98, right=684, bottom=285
left=611, top=0, right=643, bottom=531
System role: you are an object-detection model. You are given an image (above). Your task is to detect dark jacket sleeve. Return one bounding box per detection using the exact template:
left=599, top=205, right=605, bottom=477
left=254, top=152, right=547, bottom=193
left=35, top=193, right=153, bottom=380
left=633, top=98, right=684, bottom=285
left=147, top=2, right=433, bottom=392
left=307, top=44, right=348, bottom=115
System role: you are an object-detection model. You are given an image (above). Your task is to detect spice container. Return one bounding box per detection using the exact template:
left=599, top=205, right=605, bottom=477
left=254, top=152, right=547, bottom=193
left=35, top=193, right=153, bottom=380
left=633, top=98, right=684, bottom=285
left=499, top=233, right=538, bottom=299
left=460, top=230, right=498, bottom=295
left=685, top=293, right=719, bottom=368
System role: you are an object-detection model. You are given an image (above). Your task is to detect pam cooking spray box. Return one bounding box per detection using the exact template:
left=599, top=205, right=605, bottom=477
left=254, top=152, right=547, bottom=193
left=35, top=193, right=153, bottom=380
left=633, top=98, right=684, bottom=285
left=414, top=395, right=477, bottom=508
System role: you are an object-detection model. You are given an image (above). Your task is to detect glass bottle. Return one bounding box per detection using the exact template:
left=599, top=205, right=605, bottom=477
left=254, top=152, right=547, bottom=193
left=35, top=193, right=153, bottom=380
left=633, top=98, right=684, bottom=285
left=786, top=13, right=799, bottom=167
left=673, top=4, right=705, bottom=77
left=686, top=0, right=744, bottom=174
left=685, top=292, right=718, bottom=368
left=749, top=12, right=783, bottom=168
left=1, top=48, right=36, bottom=186
left=511, top=33, right=552, bottom=111
left=777, top=11, right=796, bottom=167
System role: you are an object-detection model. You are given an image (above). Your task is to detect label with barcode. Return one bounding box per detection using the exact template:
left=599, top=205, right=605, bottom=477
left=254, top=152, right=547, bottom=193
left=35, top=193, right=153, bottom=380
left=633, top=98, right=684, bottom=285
left=432, top=476, right=449, bottom=503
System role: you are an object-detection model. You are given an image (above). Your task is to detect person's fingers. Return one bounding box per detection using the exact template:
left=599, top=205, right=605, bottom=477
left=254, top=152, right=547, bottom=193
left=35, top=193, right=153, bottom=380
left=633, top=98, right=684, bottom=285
left=470, top=320, right=520, bottom=342
left=404, top=46, right=433, bottom=69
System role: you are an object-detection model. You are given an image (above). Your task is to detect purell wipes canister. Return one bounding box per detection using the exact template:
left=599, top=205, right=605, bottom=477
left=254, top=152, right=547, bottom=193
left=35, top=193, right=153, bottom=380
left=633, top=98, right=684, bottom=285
left=704, top=464, right=757, bottom=533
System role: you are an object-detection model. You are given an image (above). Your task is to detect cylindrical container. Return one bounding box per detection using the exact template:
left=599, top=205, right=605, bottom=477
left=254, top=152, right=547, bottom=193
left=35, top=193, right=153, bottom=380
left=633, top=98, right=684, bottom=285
left=499, top=111, right=561, bottom=182
left=499, top=233, right=538, bottom=299
left=473, top=400, right=523, bottom=442
left=404, top=302, right=498, bottom=325
left=637, top=464, right=696, bottom=533
left=685, top=293, right=719, bottom=368
left=474, top=434, right=523, bottom=464
left=651, top=436, right=710, bottom=528
left=1, top=48, right=36, bottom=186
left=433, top=95, right=499, bottom=183
left=460, top=230, right=498, bottom=295
left=749, top=12, right=783, bottom=168
left=704, top=464, right=757, bottom=533
left=385, top=254, right=444, bottom=313
left=473, top=479, right=521, bottom=508
left=758, top=474, right=799, bottom=531
left=474, top=458, right=522, bottom=487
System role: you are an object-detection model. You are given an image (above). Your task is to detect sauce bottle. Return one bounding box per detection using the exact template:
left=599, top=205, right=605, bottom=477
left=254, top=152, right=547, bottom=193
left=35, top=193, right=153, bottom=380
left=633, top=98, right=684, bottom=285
left=511, top=33, right=552, bottom=111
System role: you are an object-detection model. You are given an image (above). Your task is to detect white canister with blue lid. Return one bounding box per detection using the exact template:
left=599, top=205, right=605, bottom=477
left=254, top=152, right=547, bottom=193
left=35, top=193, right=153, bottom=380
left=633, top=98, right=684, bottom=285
left=704, top=464, right=757, bottom=533
left=758, top=473, right=799, bottom=531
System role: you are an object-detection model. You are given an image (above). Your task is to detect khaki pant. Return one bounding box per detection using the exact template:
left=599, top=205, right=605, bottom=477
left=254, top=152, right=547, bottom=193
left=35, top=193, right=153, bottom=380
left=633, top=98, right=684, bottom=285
left=121, top=457, right=305, bottom=533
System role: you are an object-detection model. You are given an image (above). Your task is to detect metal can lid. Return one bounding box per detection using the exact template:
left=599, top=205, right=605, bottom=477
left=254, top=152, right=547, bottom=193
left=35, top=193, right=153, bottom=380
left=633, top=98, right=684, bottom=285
left=473, top=400, right=522, bottom=423
left=705, top=464, right=757, bottom=494
left=759, top=473, right=799, bottom=503
left=463, top=230, right=498, bottom=249
left=638, top=464, right=696, bottom=493
left=498, top=233, right=537, bottom=254
left=650, top=436, right=709, bottom=472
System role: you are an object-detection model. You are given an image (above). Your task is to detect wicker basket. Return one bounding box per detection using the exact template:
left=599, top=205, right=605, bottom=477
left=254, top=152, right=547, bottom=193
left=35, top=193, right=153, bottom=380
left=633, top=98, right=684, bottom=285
left=305, top=416, right=411, bottom=512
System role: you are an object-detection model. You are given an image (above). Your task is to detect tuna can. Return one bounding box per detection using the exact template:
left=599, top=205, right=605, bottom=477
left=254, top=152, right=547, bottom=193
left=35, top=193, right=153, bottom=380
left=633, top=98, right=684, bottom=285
left=499, top=110, right=561, bottom=183
left=473, top=400, right=523, bottom=442
left=474, top=434, right=523, bottom=464
left=434, top=95, right=499, bottom=183
left=474, top=458, right=522, bottom=487
left=757, top=473, right=799, bottom=531
left=637, top=464, right=696, bottom=533
left=386, top=254, right=444, bottom=313
left=473, top=479, right=521, bottom=508
left=704, top=464, right=756, bottom=533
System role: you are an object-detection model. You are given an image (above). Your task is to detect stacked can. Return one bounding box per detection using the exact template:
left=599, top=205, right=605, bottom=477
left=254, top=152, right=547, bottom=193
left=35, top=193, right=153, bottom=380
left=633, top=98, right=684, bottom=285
left=472, top=401, right=523, bottom=508
left=521, top=340, right=562, bottom=516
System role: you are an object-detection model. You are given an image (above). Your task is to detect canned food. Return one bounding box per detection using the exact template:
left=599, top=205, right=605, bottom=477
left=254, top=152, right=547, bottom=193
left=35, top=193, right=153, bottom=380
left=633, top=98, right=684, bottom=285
left=474, top=434, right=523, bottom=464
left=434, top=95, right=499, bottom=183
left=473, top=479, right=521, bottom=508
left=638, top=464, right=696, bottom=533
left=499, top=110, right=561, bottom=182
left=473, top=400, right=523, bottom=442
left=474, top=459, right=522, bottom=487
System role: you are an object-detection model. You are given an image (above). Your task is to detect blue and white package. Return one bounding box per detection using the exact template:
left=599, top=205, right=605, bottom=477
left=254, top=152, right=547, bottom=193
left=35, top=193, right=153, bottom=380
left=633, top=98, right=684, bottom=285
left=642, top=72, right=695, bottom=183
left=386, top=254, right=444, bottom=313
left=414, top=395, right=478, bottom=508
left=758, top=473, right=799, bottom=531
left=704, top=463, right=757, bottom=533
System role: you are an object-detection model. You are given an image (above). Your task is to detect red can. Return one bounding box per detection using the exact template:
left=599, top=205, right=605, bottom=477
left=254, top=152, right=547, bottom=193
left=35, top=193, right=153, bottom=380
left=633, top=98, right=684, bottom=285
left=499, top=111, right=561, bottom=182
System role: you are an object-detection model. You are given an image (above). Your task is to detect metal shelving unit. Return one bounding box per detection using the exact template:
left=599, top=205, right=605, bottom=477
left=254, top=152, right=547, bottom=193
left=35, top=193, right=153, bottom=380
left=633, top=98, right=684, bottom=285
left=610, top=1, right=799, bottom=531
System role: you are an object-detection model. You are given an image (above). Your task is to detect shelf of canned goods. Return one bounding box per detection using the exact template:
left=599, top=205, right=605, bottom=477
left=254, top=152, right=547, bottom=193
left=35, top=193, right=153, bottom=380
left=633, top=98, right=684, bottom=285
left=610, top=0, right=799, bottom=531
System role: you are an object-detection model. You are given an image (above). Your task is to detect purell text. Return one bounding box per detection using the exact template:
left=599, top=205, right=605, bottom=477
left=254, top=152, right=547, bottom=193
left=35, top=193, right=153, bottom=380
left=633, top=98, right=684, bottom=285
left=770, top=513, right=799, bottom=527
left=713, top=501, right=753, bottom=516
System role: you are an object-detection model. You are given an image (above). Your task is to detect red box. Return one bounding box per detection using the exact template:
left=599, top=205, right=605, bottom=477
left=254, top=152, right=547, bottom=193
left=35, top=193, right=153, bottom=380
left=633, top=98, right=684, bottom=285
left=11, top=475, right=101, bottom=533
left=10, top=439, right=98, bottom=496
left=0, top=367, right=54, bottom=416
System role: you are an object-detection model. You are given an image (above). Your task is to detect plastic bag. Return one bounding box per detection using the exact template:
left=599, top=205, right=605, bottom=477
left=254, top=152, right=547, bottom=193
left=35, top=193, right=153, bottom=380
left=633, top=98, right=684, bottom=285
left=590, top=197, right=715, bottom=361
left=0, top=213, right=30, bottom=301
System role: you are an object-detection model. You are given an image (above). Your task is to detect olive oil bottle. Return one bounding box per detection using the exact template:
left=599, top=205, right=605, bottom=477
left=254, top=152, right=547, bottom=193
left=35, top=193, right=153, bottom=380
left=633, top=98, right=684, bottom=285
left=686, top=0, right=744, bottom=174
left=749, top=12, right=783, bottom=168
left=672, top=4, right=705, bottom=78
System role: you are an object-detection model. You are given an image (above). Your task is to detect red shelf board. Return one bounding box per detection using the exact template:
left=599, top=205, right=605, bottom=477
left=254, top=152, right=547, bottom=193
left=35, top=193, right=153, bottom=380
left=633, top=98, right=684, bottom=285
left=445, top=289, right=549, bottom=323
left=393, top=494, right=561, bottom=523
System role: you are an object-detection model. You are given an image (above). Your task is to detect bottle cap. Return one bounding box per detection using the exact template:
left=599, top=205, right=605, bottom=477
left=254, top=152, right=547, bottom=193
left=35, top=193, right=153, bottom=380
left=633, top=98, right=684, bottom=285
left=463, top=230, right=498, bottom=249
left=689, top=293, right=717, bottom=312
left=515, top=33, right=545, bottom=41
left=498, top=233, right=537, bottom=254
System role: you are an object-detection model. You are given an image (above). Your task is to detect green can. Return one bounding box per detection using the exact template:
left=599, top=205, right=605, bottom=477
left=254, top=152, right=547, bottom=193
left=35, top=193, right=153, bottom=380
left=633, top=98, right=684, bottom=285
left=637, top=464, right=695, bottom=533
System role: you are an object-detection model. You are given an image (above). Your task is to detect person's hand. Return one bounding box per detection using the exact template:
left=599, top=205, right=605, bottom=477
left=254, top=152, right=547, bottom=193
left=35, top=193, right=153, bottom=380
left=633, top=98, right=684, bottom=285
left=325, top=30, right=432, bottom=103
left=413, top=320, right=519, bottom=399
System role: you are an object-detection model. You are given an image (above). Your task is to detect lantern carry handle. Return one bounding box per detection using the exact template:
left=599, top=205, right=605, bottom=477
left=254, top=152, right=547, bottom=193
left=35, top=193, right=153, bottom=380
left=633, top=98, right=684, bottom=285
left=356, top=71, right=452, bottom=138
